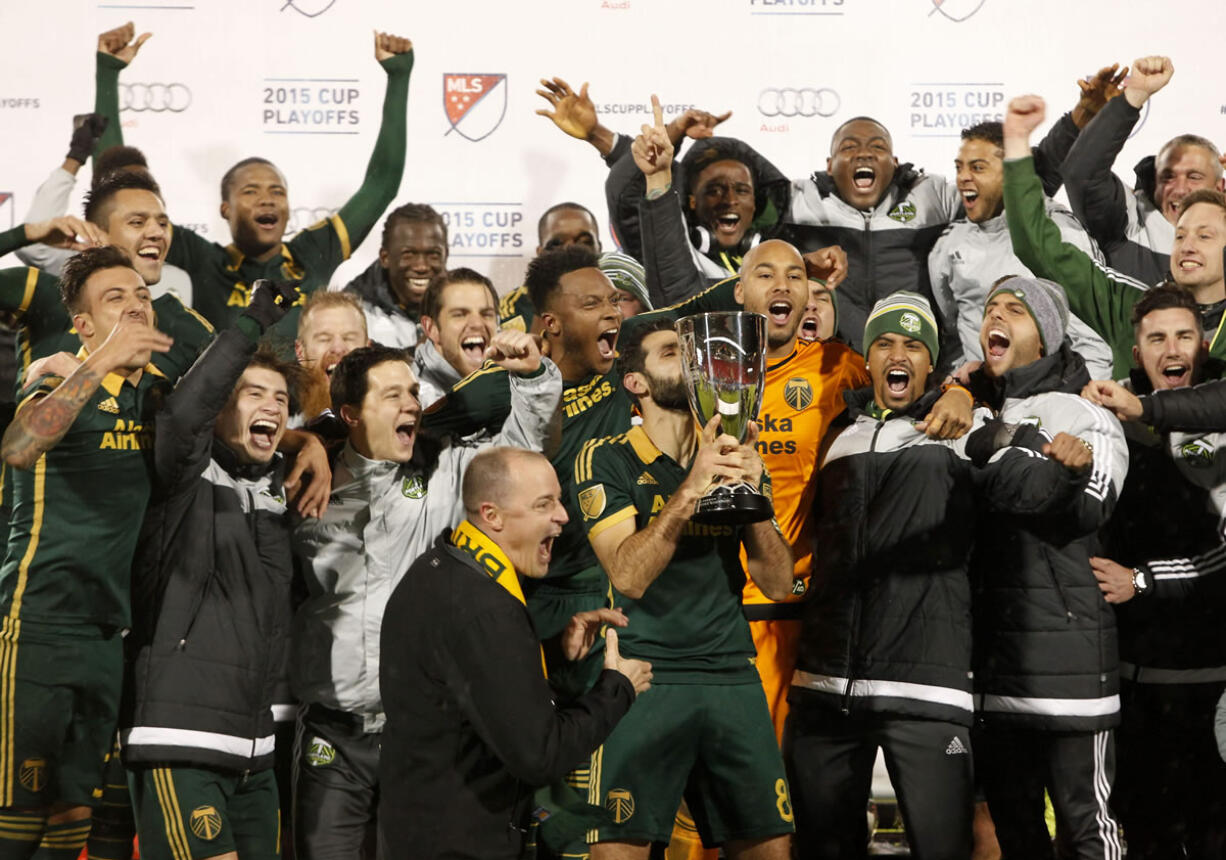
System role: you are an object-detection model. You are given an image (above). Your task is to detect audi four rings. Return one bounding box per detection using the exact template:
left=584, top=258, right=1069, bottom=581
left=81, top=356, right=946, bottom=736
left=757, top=88, right=841, bottom=118
left=120, top=83, right=193, bottom=113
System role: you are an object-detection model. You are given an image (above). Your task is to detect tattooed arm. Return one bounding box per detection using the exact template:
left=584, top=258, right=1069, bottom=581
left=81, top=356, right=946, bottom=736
left=2, top=365, right=107, bottom=469
left=2, top=317, right=172, bottom=469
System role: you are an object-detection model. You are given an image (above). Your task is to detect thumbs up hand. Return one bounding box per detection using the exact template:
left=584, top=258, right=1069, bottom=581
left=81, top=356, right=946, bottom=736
left=603, top=628, right=652, bottom=696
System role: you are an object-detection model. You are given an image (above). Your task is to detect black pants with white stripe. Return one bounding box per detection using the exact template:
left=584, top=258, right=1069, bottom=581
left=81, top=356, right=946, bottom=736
left=975, top=724, right=1121, bottom=860
left=784, top=704, right=974, bottom=859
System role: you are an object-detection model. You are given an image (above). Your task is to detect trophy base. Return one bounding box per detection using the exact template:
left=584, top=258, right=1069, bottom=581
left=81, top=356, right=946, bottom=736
left=692, top=482, right=774, bottom=525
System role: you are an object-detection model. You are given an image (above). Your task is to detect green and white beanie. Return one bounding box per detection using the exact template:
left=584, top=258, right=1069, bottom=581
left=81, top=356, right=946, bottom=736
left=599, top=251, right=652, bottom=311
left=862, top=291, right=940, bottom=364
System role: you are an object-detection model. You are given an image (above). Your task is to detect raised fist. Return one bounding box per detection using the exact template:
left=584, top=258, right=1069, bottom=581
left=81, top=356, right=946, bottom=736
left=242, top=279, right=300, bottom=332
left=97, top=21, right=151, bottom=66
left=1004, top=94, right=1047, bottom=140
left=374, top=30, right=413, bottom=62
left=485, top=329, right=543, bottom=376
left=1126, top=56, right=1174, bottom=99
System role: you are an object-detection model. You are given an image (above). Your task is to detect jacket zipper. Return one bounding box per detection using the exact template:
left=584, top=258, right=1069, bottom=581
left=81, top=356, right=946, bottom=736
left=1040, top=544, right=1076, bottom=621
left=843, top=416, right=886, bottom=713
left=863, top=211, right=874, bottom=306
left=175, top=575, right=207, bottom=649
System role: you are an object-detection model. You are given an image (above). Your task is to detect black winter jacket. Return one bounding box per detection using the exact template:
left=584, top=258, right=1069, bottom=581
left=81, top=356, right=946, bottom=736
left=1102, top=373, right=1226, bottom=676
left=792, top=388, right=977, bottom=726
left=1140, top=375, right=1226, bottom=432
left=606, top=135, right=791, bottom=284
left=122, top=326, right=293, bottom=773
left=380, top=533, right=634, bottom=860
left=966, top=345, right=1128, bottom=731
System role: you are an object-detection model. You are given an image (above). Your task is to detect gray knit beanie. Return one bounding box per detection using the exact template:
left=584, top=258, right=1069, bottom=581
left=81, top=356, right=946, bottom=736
left=986, top=276, right=1069, bottom=355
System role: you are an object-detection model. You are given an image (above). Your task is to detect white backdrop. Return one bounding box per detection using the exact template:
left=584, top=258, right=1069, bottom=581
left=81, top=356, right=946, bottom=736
left=1, top=0, right=1222, bottom=295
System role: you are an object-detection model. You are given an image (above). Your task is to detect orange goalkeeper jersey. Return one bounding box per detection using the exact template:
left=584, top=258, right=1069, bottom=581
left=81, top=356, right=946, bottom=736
left=743, top=338, right=869, bottom=606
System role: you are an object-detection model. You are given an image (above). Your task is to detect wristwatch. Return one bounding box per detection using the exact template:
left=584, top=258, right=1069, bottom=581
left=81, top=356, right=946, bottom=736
left=1131, top=567, right=1150, bottom=596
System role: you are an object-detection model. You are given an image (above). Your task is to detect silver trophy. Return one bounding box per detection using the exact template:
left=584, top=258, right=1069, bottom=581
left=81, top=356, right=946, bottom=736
left=676, top=311, right=773, bottom=525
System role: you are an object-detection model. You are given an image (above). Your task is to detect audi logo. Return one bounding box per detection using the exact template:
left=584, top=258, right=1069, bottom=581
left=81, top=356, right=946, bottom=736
left=287, top=207, right=337, bottom=234
left=120, top=83, right=192, bottom=113
left=757, top=88, right=840, bottom=118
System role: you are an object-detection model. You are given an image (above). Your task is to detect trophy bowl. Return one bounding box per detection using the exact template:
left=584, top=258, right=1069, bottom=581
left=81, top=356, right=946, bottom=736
left=676, top=311, right=774, bottom=525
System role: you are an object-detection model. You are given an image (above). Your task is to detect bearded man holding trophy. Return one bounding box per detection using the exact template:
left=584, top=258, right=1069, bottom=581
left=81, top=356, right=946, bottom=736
left=571, top=282, right=796, bottom=859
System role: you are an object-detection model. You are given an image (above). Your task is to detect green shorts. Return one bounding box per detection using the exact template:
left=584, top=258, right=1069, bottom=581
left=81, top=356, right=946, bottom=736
left=129, top=766, right=279, bottom=860
left=585, top=681, right=795, bottom=847
left=0, top=619, right=122, bottom=809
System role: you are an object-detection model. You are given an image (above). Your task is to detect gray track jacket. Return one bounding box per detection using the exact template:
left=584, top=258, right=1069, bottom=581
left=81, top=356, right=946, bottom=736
left=291, top=359, right=562, bottom=730
left=929, top=203, right=1115, bottom=379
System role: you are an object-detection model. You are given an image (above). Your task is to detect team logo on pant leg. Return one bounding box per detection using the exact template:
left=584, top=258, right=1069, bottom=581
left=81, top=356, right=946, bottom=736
left=783, top=378, right=813, bottom=411
left=306, top=736, right=336, bottom=767
left=189, top=805, right=223, bottom=841
left=18, top=758, right=46, bottom=793
left=605, top=789, right=635, bottom=824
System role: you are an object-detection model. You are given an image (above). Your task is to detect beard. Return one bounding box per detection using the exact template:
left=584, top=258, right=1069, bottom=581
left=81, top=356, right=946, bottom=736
left=647, top=371, right=691, bottom=413
left=767, top=329, right=796, bottom=350
left=300, top=366, right=333, bottom=421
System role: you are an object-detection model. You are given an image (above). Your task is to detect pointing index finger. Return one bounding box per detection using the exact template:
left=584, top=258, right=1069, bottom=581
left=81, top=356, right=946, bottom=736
left=651, top=94, right=664, bottom=130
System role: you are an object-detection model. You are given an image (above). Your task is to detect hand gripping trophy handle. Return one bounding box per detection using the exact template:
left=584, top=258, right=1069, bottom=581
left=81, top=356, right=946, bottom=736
left=676, top=311, right=774, bottom=525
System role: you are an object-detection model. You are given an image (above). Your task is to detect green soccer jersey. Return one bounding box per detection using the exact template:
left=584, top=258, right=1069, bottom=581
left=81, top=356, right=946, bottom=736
left=497, top=285, right=535, bottom=332
left=573, top=425, right=759, bottom=681
left=0, top=226, right=27, bottom=259
left=0, top=266, right=213, bottom=572
left=427, top=361, right=635, bottom=587
left=0, top=266, right=215, bottom=390
left=0, top=360, right=170, bottom=629
left=94, top=50, right=414, bottom=344
left=163, top=221, right=348, bottom=346
left=548, top=370, right=636, bottom=585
